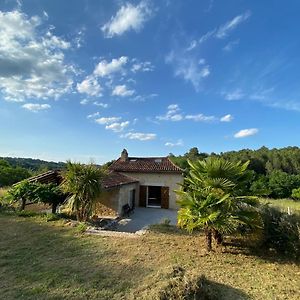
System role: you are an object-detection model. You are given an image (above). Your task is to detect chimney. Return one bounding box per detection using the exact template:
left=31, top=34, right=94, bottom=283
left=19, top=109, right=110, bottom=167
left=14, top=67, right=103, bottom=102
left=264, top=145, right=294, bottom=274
left=120, top=149, right=128, bottom=162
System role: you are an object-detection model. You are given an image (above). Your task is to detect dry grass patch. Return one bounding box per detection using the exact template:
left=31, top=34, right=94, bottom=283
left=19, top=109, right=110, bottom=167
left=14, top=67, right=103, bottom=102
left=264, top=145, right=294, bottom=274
left=0, top=213, right=299, bottom=299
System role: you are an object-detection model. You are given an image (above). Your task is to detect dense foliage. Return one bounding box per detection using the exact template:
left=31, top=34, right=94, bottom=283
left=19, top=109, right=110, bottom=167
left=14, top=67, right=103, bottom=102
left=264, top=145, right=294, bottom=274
left=260, top=206, right=300, bottom=259
left=0, top=159, right=31, bottom=187
left=176, top=157, right=260, bottom=251
left=61, top=161, right=107, bottom=221
left=0, top=157, right=65, bottom=171
left=7, top=181, right=38, bottom=210
left=0, top=157, right=65, bottom=187
left=170, top=146, right=300, bottom=199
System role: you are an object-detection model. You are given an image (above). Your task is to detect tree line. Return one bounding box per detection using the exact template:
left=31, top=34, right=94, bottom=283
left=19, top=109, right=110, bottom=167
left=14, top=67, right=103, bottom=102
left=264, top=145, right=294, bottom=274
left=0, top=158, right=65, bottom=187
left=170, top=146, right=300, bottom=199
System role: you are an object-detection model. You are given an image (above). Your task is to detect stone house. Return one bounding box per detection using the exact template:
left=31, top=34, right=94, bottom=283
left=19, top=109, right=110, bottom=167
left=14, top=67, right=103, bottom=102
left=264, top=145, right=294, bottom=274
left=23, top=149, right=184, bottom=216
left=97, top=149, right=183, bottom=216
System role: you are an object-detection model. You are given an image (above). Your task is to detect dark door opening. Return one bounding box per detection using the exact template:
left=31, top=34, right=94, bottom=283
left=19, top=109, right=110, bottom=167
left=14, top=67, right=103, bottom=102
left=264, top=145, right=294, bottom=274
left=147, top=186, right=161, bottom=207
left=129, top=189, right=136, bottom=209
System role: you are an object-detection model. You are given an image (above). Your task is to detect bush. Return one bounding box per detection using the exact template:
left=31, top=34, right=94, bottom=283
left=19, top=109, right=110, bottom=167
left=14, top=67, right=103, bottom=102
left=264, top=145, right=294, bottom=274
left=260, top=206, right=300, bottom=259
left=291, top=188, right=300, bottom=200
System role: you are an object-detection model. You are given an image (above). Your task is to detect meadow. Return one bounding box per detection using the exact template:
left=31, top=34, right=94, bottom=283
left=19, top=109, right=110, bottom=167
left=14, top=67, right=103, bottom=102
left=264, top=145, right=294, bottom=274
left=0, top=211, right=299, bottom=300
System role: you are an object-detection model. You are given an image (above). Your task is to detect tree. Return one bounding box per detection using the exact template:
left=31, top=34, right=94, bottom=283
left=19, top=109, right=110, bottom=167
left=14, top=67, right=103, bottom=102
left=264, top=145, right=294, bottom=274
left=8, top=181, right=38, bottom=210
left=35, top=183, right=65, bottom=213
left=0, top=159, right=31, bottom=187
left=176, top=157, right=260, bottom=251
left=61, top=162, right=107, bottom=221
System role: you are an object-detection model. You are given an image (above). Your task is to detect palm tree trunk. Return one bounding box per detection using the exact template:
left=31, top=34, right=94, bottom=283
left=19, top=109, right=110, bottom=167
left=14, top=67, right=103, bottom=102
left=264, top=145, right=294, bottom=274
left=205, top=228, right=212, bottom=251
left=212, top=229, right=223, bottom=245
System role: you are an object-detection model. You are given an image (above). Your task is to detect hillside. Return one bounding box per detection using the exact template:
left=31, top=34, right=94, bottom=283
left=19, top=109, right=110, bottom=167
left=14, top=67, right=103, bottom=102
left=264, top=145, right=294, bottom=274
left=0, top=157, right=65, bottom=172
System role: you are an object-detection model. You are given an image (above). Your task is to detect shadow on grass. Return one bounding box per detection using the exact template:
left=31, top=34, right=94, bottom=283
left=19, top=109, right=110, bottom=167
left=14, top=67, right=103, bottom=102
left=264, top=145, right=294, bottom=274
left=132, top=266, right=251, bottom=300
left=0, top=212, right=148, bottom=300
left=222, top=235, right=300, bottom=265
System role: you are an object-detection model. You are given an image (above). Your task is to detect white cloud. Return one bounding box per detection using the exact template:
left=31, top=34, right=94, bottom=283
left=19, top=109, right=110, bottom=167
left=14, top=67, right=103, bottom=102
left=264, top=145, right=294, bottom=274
left=166, top=51, right=210, bottom=91
left=165, top=139, right=183, bottom=147
left=77, top=76, right=102, bottom=96
left=188, top=11, right=251, bottom=50
left=22, top=103, right=51, bottom=112
left=0, top=10, right=74, bottom=102
left=94, top=56, right=128, bottom=77
left=185, top=114, right=215, bottom=122
left=157, top=104, right=216, bottom=122
left=131, top=61, right=154, bottom=72
left=220, top=114, right=233, bottom=122
left=102, top=1, right=153, bottom=38
left=223, top=89, right=244, bottom=101
left=105, top=121, right=129, bottom=132
left=93, top=101, right=108, bottom=108
left=157, top=103, right=183, bottom=121
left=223, top=39, right=240, bottom=52
left=234, top=128, right=258, bottom=138
left=112, top=84, right=135, bottom=97
left=95, top=117, right=121, bottom=124
left=131, top=93, right=157, bottom=102
left=87, top=112, right=100, bottom=119
left=216, top=11, right=251, bottom=39
left=122, top=132, right=156, bottom=141
left=80, top=99, right=89, bottom=105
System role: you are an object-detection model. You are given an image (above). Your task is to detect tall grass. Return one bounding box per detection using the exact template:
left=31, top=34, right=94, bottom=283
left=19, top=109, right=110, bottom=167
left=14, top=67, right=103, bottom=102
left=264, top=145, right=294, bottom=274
left=260, top=198, right=300, bottom=214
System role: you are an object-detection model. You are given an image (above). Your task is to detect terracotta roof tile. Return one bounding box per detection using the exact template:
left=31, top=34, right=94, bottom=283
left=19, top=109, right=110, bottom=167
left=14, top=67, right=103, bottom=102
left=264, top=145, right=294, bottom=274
left=109, top=157, right=182, bottom=173
left=102, top=172, right=138, bottom=189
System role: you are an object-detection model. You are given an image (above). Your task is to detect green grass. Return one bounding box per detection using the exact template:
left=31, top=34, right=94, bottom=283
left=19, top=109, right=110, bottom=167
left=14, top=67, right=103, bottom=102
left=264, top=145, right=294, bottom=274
left=0, top=212, right=299, bottom=299
left=260, top=198, right=300, bottom=214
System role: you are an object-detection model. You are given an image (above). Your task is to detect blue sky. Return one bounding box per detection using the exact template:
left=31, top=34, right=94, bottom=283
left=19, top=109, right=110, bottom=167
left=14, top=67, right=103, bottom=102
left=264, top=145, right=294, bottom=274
left=1, top=0, right=300, bottom=163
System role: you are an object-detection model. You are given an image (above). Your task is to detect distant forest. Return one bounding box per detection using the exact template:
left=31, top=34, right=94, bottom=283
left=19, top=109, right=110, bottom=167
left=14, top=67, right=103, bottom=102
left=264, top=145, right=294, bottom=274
left=170, top=146, right=300, bottom=199
left=0, top=157, right=65, bottom=187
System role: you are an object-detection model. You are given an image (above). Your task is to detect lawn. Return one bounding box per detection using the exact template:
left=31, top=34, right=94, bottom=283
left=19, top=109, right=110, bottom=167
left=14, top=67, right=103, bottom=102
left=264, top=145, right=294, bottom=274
left=260, top=198, right=300, bottom=214
left=0, top=212, right=299, bottom=300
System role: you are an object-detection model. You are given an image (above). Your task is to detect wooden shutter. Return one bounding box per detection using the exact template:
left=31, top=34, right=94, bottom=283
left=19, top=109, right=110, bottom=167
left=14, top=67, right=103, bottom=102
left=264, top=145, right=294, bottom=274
left=139, top=185, right=147, bottom=207
left=161, top=186, right=169, bottom=209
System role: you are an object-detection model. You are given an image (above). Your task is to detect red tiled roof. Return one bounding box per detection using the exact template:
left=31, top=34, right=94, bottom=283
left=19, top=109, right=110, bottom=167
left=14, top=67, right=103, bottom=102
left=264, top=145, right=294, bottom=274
left=109, top=157, right=182, bottom=173
left=24, top=170, right=137, bottom=189
left=26, top=170, right=63, bottom=185
left=102, top=172, right=139, bottom=189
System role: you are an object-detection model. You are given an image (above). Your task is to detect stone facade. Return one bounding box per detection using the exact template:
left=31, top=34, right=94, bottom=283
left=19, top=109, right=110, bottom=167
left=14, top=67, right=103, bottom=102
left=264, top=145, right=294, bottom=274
left=121, top=172, right=183, bottom=210
left=94, top=182, right=139, bottom=216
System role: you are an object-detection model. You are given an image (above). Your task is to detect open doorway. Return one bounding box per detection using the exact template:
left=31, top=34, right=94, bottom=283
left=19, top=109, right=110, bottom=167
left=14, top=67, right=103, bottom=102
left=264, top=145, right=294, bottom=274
left=147, top=186, right=161, bottom=207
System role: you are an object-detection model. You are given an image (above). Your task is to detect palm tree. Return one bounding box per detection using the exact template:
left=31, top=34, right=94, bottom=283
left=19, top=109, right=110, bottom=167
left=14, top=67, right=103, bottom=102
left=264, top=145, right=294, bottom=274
left=61, top=162, right=107, bottom=221
left=176, top=157, right=260, bottom=251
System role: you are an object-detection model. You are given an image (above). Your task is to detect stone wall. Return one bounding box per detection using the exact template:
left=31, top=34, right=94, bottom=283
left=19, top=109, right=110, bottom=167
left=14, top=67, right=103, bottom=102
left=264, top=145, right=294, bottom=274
left=94, top=182, right=139, bottom=216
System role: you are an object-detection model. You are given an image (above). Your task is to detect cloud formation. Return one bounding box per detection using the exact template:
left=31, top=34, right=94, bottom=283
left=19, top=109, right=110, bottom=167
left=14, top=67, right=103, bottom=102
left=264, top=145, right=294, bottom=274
left=77, top=76, right=102, bottom=96
left=157, top=104, right=216, bottom=122
left=166, top=51, right=210, bottom=91
left=112, top=84, right=135, bottom=97
left=102, top=1, right=153, bottom=38
left=220, top=114, right=233, bottom=122
left=22, top=103, right=51, bottom=112
left=122, top=132, right=156, bottom=141
left=234, top=128, right=258, bottom=138
left=165, top=139, right=183, bottom=147
left=0, top=10, right=74, bottom=102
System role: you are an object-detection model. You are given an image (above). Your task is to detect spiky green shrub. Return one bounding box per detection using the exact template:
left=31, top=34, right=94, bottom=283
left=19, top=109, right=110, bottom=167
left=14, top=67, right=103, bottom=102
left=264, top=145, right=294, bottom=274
left=176, top=157, right=261, bottom=251
left=61, top=161, right=107, bottom=221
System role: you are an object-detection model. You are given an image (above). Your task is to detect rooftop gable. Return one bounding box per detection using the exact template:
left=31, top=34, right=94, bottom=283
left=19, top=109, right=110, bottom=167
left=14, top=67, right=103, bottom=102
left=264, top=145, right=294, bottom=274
left=109, top=156, right=182, bottom=173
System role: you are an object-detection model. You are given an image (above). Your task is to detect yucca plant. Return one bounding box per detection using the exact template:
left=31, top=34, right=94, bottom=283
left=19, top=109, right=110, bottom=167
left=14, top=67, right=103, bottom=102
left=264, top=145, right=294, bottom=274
left=61, top=161, right=107, bottom=221
left=176, top=157, right=261, bottom=251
